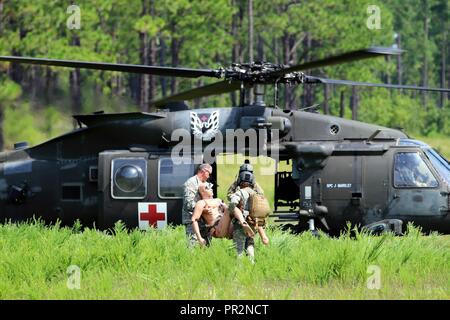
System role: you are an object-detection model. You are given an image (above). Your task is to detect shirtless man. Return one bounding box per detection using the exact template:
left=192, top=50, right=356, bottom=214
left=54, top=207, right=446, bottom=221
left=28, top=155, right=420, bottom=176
left=191, top=184, right=254, bottom=246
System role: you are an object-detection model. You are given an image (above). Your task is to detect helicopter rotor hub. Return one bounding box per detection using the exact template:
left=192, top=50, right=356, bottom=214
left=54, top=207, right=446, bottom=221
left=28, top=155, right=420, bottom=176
left=218, top=62, right=306, bottom=85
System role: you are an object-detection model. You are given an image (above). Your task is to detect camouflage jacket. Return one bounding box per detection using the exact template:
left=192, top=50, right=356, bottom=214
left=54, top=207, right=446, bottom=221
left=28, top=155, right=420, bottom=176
left=182, top=175, right=213, bottom=224
left=227, top=180, right=263, bottom=201
left=228, top=186, right=255, bottom=218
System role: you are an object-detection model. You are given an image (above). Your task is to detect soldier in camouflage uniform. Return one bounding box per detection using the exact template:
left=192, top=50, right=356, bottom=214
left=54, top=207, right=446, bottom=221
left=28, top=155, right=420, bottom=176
left=227, top=161, right=264, bottom=201
left=228, top=170, right=269, bottom=261
left=182, top=163, right=213, bottom=247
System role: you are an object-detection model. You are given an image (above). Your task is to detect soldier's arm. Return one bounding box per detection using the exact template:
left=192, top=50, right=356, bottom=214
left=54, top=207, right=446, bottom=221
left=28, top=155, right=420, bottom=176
left=227, top=191, right=255, bottom=237
left=227, top=192, right=240, bottom=213
left=227, top=181, right=237, bottom=201
left=184, top=183, right=198, bottom=213
left=257, top=226, right=269, bottom=245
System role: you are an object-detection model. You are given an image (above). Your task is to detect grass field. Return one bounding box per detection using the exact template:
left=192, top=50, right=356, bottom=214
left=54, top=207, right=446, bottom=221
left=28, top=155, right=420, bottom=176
left=0, top=221, right=448, bottom=299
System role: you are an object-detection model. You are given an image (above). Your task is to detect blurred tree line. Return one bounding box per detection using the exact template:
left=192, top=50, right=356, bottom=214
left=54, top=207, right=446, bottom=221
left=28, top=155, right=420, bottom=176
left=0, top=0, right=448, bottom=150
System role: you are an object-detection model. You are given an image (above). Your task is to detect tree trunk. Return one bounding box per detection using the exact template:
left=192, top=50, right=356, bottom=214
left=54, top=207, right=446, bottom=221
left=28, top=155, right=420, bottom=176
left=422, top=3, right=429, bottom=109
left=0, top=1, right=3, bottom=36
left=10, top=28, right=28, bottom=84
left=323, top=85, right=329, bottom=115
left=273, top=36, right=279, bottom=64
left=0, top=0, right=6, bottom=147
left=70, top=68, right=81, bottom=114
left=351, top=87, right=359, bottom=120
left=139, top=0, right=150, bottom=112
left=440, top=31, right=447, bottom=108
left=386, top=56, right=391, bottom=85
left=238, top=2, right=245, bottom=63
left=170, top=19, right=182, bottom=95
left=44, top=68, right=52, bottom=106
left=159, top=38, right=167, bottom=97
left=0, top=105, right=4, bottom=151
left=248, top=0, right=254, bottom=63
left=247, top=0, right=254, bottom=105
left=303, top=33, right=313, bottom=109
left=340, top=91, right=345, bottom=118
left=257, top=35, right=264, bottom=61
left=396, top=33, right=402, bottom=86
left=70, top=35, right=82, bottom=119
left=230, top=0, right=238, bottom=106
left=149, top=0, right=157, bottom=111
left=283, top=33, right=292, bottom=109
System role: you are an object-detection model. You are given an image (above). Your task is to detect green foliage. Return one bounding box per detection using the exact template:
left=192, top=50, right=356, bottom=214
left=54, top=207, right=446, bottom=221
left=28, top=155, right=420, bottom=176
left=0, top=78, right=21, bottom=102
left=0, top=221, right=448, bottom=299
left=3, top=103, right=70, bottom=148
left=0, top=0, right=448, bottom=148
left=3, top=103, right=46, bottom=146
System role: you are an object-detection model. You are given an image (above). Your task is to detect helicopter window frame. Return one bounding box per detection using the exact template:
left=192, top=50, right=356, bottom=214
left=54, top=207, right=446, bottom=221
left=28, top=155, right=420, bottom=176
left=111, top=158, right=147, bottom=200
left=158, top=157, right=197, bottom=199
left=424, top=148, right=450, bottom=185
left=393, top=151, right=439, bottom=189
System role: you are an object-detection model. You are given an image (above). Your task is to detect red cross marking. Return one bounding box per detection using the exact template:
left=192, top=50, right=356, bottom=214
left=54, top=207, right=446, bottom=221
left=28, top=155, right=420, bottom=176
left=140, top=204, right=165, bottom=227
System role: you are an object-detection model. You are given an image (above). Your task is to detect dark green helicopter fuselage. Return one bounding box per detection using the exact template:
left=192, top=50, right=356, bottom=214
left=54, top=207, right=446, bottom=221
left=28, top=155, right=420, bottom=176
left=0, top=106, right=449, bottom=234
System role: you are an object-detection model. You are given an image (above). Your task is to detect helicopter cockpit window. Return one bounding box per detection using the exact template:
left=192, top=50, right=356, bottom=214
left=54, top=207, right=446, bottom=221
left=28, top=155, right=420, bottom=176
left=159, top=158, right=196, bottom=198
left=111, top=158, right=147, bottom=199
left=394, top=152, right=438, bottom=188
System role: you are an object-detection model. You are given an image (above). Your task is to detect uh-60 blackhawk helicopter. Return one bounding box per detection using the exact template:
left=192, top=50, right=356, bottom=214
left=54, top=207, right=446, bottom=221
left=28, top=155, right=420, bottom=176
left=0, top=47, right=449, bottom=236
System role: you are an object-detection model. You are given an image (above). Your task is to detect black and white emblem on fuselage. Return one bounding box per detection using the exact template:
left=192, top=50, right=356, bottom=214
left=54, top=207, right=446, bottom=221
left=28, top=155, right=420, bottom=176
left=190, top=111, right=220, bottom=141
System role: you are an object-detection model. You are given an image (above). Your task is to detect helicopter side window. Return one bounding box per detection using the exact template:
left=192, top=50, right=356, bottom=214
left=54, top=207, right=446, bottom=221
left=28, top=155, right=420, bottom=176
left=159, top=158, right=196, bottom=198
left=394, top=152, right=438, bottom=188
left=111, top=158, right=147, bottom=199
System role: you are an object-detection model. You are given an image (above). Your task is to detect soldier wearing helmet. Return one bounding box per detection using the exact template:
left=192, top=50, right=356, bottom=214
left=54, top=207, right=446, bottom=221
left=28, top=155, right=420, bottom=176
left=228, top=169, right=269, bottom=261
left=227, top=160, right=264, bottom=201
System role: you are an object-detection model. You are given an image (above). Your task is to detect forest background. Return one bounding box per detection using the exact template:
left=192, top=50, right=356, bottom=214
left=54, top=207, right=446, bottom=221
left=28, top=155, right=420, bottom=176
left=0, top=0, right=448, bottom=153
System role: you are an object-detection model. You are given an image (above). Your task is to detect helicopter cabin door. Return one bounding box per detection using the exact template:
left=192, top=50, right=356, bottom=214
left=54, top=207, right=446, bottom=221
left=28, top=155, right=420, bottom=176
left=320, top=155, right=364, bottom=227
left=361, top=154, right=390, bottom=224
left=98, top=151, right=204, bottom=230
left=388, top=150, right=444, bottom=217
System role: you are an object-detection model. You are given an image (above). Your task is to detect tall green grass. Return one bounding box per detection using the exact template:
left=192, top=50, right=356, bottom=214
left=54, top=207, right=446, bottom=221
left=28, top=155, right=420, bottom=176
left=0, top=220, right=448, bottom=299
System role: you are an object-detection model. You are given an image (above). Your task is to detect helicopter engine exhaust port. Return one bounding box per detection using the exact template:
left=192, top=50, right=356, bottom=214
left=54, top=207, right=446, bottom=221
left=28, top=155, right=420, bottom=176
left=265, top=116, right=291, bottom=138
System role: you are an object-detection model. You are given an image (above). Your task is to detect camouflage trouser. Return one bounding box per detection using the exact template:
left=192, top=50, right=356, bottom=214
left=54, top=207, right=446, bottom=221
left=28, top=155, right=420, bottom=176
left=232, top=220, right=255, bottom=259
left=184, top=222, right=211, bottom=248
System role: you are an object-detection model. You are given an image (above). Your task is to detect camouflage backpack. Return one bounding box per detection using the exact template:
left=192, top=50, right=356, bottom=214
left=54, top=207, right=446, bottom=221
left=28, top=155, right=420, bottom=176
left=245, top=189, right=271, bottom=228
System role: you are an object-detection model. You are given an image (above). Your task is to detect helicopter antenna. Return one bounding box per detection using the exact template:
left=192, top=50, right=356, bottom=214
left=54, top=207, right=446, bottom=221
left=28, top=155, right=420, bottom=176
left=273, top=76, right=285, bottom=109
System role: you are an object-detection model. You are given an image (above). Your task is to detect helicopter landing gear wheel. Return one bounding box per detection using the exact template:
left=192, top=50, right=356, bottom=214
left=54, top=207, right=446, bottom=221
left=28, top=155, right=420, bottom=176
left=308, top=218, right=320, bottom=238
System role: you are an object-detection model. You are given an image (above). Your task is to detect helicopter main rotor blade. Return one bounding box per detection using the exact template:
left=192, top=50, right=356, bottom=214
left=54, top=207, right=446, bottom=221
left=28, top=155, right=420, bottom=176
left=150, top=80, right=245, bottom=108
left=0, top=56, right=220, bottom=78
left=269, top=47, right=403, bottom=77
left=307, top=76, right=450, bottom=92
